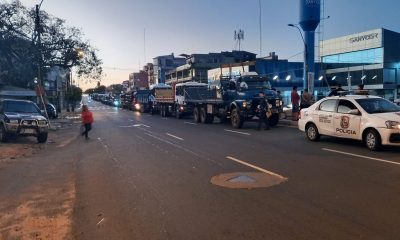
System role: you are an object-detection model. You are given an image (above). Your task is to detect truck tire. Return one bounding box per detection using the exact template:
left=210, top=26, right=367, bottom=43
left=161, top=106, right=166, bottom=117
left=193, top=107, right=201, bottom=123
left=231, top=108, right=243, bottom=129
left=200, top=107, right=206, bottom=123
left=269, top=113, right=279, bottom=127
left=206, top=114, right=214, bottom=124
left=175, top=105, right=181, bottom=119
left=0, top=124, right=9, bottom=143
left=37, top=132, right=48, bottom=143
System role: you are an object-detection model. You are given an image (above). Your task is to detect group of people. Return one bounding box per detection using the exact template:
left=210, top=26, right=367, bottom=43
left=290, top=86, right=314, bottom=121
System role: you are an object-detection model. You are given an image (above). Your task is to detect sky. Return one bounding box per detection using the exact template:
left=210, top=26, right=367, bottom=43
left=14, top=0, right=400, bottom=90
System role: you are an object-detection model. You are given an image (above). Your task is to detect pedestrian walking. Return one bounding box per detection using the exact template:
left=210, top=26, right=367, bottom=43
left=291, top=86, right=300, bottom=121
left=81, top=105, right=94, bottom=140
left=257, top=92, right=271, bottom=130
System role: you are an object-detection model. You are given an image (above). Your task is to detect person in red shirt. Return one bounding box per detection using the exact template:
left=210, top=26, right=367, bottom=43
left=291, top=86, right=300, bottom=121
left=81, top=105, right=94, bottom=139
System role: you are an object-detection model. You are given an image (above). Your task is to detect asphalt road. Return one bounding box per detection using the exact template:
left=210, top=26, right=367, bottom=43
left=71, top=98, right=400, bottom=239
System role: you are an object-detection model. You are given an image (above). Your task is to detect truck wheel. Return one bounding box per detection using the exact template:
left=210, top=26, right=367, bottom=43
left=0, top=125, right=9, bottom=143
left=269, top=114, right=279, bottom=127
left=200, top=107, right=207, bottom=123
left=206, top=114, right=214, bottom=124
left=231, top=108, right=243, bottom=129
left=193, top=107, right=201, bottom=123
left=161, top=106, right=166, bottom=117
left=175, top=106, right=181, bottom=119
left=364, top=129, right=381, bottom=151
left=37, top=132, right=48, bottom=143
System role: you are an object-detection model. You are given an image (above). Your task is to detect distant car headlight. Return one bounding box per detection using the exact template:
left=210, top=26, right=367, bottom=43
left=386, top=121, right=400, bottom=129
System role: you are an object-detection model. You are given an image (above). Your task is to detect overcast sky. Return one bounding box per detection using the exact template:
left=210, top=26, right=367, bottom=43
left=15, top=0, right=400, bottom=89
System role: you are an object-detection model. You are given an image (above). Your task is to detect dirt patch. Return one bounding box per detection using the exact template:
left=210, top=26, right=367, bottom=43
left=0, top=175, right=76, bottom=240
left=0, top=143, right=43, bottom=163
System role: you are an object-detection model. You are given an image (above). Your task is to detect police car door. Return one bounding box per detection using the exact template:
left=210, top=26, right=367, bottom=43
left=333, top=99, right=361, bottom=139
left=316, top=99, right=337, bottom=135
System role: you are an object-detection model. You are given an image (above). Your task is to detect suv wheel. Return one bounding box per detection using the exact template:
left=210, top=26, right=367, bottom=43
left=0, top=125, right=9, bottom=143
left=306, top=123, right=320, bottom=141
left=37, top=132, right=48, bottom=143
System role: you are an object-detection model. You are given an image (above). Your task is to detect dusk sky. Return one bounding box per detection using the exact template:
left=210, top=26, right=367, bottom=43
left=17, top=0, right=400, bottom=89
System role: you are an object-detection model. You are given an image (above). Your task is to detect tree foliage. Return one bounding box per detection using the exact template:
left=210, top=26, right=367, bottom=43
left=0, top=0, right=103, bottom=88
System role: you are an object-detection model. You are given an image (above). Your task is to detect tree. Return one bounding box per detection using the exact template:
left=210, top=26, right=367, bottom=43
left=0, top=0, right=103, bottom=88
left=108, top=84, right=123, bottom=94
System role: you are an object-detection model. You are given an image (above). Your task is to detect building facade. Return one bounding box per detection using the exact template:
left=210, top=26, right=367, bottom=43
left=153, top=54, right=186, bottom=85
left=165, top=51, right=257, bottom=85
left=321, top=28, right=400, bottom=100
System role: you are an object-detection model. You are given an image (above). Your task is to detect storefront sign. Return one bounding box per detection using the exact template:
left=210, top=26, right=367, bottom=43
left=349, top=33, right=379, bottom=43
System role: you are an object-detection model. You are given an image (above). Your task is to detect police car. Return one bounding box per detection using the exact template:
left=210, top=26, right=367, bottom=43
left=298, top=94, right=400, bottom=150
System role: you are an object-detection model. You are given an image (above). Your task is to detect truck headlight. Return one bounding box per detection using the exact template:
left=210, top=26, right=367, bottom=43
left=385, top=121, right=400, bottom=129
left=242, top=101, right=248, bottom=108
left=9, top=119, right=19, bottom=124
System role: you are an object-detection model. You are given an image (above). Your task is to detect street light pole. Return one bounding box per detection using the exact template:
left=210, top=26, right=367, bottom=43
left=288, top=24, right=308, bottom=92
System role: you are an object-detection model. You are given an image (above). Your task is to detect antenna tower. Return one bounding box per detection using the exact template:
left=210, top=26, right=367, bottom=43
left=234, top=29, right=244, bottom=51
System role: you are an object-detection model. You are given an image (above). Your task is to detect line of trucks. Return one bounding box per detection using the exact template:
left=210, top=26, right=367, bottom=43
left=108, top=71, right=284, bottom=129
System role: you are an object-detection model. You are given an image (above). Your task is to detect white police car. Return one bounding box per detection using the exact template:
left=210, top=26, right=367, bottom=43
left=298, top=94, right=400, bottom=150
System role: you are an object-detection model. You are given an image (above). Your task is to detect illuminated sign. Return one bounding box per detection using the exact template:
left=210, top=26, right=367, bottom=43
left=349, top=33, right=379, bottom=43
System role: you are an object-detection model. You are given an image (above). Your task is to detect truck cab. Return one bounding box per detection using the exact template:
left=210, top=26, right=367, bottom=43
left=219, top=73, right=283, bottom=127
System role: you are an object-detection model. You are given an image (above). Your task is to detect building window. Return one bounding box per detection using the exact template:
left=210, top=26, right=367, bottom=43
left=322, top=48, right=383, bottom=65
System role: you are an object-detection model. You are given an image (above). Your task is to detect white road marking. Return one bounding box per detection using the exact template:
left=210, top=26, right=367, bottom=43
left=226, top=156, right=287, bottom=180
left=119, top=125, right=135, bottom=128
left=97, top=218, right=105, bottom=226
left=184, top=122, right=197, bottom=125
left=322, top=148, right=400, bottom=166
left=224, top=129, right=251, bottom=136
left=166, top=133, right=184, bottom=141
left=133, top=124, right=150, bottom=128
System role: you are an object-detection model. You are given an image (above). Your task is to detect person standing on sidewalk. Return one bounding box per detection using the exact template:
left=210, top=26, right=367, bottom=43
left=257, top=92, right=271, bottom=131
left=81, top=105, right=94, bottom=140
left=291, top=86, right=300, bottom=121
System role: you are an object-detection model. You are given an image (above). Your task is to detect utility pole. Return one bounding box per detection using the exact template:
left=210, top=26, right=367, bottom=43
left=259, top=0, right=262, bottom=57
left=35, top=3, right=49, bottom=120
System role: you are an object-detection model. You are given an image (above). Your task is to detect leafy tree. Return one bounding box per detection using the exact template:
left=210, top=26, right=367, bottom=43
left=0, top=0, right=103, bottom=88
left=108, top=84, right=123, bottom=94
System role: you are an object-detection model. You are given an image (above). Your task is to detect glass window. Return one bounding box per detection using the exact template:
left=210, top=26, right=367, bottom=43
left=322, top=48, right=383, bottom=65
left=319, top=99, right=337, bottom=112
left=5, top=101, right=40, bottom=113
left=356, top=98, right=400, bottom=114
left=337, top=100, right=358, bottom=114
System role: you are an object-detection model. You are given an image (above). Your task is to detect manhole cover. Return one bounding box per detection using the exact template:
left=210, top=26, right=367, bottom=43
left=228, top=175, right=256, bottom=183
left=211, top=172, right=287, bottom=189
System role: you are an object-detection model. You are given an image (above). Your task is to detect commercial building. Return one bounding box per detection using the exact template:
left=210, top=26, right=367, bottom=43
left=320, top=28, right=400, bottom=100
left=165, top=51, right=257, bottom=84
left=153, top=54, right=186, bottom=85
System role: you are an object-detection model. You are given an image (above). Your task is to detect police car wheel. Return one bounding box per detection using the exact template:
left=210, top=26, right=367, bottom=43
left=364, top=129, right=381, bottom=151
left=306, top=123, right=320, bottom=141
